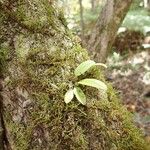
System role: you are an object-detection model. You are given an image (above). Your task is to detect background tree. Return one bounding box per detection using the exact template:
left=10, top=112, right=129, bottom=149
left=144, top=0, right=150, bottom=10
left=87, top=0, right=133, bottom=62
left=91, top=0, right=100, bottom=12
left=79, top=0, right=85, bottom=40
left=0, top=0, right=149, bottom=149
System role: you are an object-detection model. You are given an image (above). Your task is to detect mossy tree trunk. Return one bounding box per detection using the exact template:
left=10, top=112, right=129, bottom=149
left=0, top=0, right=148, bottom=150
left=87, top=0, right=132, bottom=63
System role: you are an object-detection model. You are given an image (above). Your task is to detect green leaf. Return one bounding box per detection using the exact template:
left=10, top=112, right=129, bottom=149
left=78, top=79, right=107, bottom=91
left=64, top=89, right=74, bottom=104
left=74, top=87, right=86, bottom=105
left=74, top=60, right=96, bottom=76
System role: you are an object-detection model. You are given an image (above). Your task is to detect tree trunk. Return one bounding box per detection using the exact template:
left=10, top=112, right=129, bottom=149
left=87, top=0, right=132, bottom=63
left=144, top=0, right=150, bottom=9
left=91, top=0, right=96, bottom=12
left=0, top=0, right=148, bottom=149
left=91, top=0, right=100, bottom=12
left=79, top=0, right=85, bottom=40
left=91, top=0, right=95, bottom=12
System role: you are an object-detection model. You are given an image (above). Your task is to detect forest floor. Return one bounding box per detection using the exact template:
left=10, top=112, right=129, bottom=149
left=106, top=49, right=150, bottom=143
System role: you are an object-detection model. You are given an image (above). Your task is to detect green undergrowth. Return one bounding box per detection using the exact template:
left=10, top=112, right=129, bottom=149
left=1, top=0, right=149, bottom=149
left=122, top=8, right=150, bottom=34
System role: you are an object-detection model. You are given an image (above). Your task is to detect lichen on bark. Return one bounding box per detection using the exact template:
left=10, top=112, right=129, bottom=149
left=0, top=0, right=149, bottom=150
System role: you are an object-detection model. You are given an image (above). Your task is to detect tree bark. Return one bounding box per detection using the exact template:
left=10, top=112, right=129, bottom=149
left=144, top=0, right=150, bottom=9
left=87, top=0, right=132, bottom=63
left=79, top=0, right=85, bottom=40
left=0, top=0, right=148, bottom=149
left=91, top=0, right=100, bottom=12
